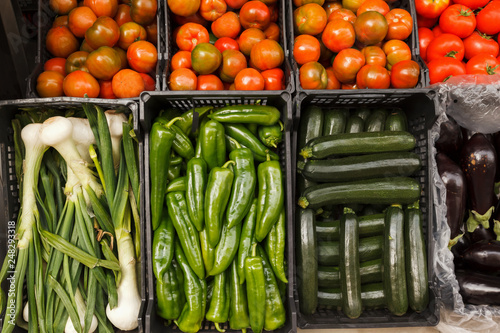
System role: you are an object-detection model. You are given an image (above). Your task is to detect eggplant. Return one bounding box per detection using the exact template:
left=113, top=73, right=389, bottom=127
left=436, top=118, right=463, bottom=162
left=456, top=269, right=500, bottom=306
left=466, top=224, right=495, bottom=244
left=460, top=133, right=497, bottom=232
left=462, top=240, right=500, bottom=272
left=451, top=235, right=470, bottom=269
left=436, top=152, right=467, bottom=240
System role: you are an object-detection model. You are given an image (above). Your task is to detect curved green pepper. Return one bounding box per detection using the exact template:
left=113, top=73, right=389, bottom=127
left=206, top=271, right=230, bottom=332
left=223, top=124, right=279, bottom=161
left=258, top=121, right=283, bottom=149
left=156, top=261, right=184, bottom=321
left=237, top=199, right=257, bottom=284
left=155, top=116, right=195, bottom=160
left=156, top=108, right=181, bottom=122
left=246, top=123, right=259, bottom=136
left=167, top=162, right=182, bottom=181
left=229, top=259, right=250, bottom=333
left=264, top=207, right=287, bottom=283
left=255, top=155, right=284, bottom=242
left=245, top=244, right=266, bottom=333
left=186, top=156, right=208, bottom=232
left=225, top=135, right=265, bottom=163
left=152, top=209, right=175, bottom=280
left=170, top=154, right=183, bottom=166
left=200, top=228, right=215, bottom=276
left=208, top=105, right=281, bottom=126
left=205, top=160, right=235, bottom=248
left=227, top=139, right=257, bottom=229
left=209, top=222, right=242, bottom=276
left=176, top=106, right=213, bottom=135
left=200, top=120, right=226, bottom=170
left=166, top=191, right=205, bottom=280
left=166, top=176, right=186, bottom=193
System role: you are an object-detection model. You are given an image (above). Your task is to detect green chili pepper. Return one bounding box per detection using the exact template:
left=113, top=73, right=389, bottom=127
left=256, top=245, right=286, bottom=331
left=156, top=116, right=195, bottom=160
left=176, top=106, right=213, bottom=135
left=166, top=191, right=205, bottom=280
left=186, top=155, right=208, bottom=232
left=224, top=124, right=279, bottom=161
left=229, top=259, right=250, bottom=333
left=226, top=139, right=257, bottom=229
left=156, top=261, right=184, bottom=321
left=166, top=176, right=186, bottom=193
left=200, top=228, right=215, bottom=276
left=206, top=271, right=230, bottom=332
left=246, top=123, right=259, bottom=136
left=174, top=240, right=204, bottom=333
left=150, top=118, right=179, bottom=230
left=264, top=207, right=287, bottom=283
left=208, top=105, right=281, bottom=126
left=200, top=120, right=226, bottom=170
left=255, top=154, right=284, bottom=242
left=170, top=154, right=183, bottom=166
left=157, top=108, right=182, bottom=122
left=245, top=244, right=266, bottom=333
left=258, top=121, right=283, bottom=148
left=152, top=209, right=175, bottom=280
left=225, top=135, right=265, bottom=163
left=167, top=162, right=182, bottom=181
left=237, top=199, right=257, bottom=284
left=206, top=278, right=215, bottom=314
left=209, top=222, right=242, bottom=276
left=205, top=160, right=235, bottom=248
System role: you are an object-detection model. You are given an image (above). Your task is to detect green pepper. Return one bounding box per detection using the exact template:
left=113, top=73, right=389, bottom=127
left=166, top=191, right=205, bottom=280
left=226, top=139, right=257, bottom=229
left=186, top=151, right=208, bottom=232
left=167, top=162, right=182, bottom=181
left=229, top=259, right=250, bottom=333
left=209, top=222, right=242, bottom=276
left=150, top=118, right=179, bottom=230
left=200, top=228, right=215, bottom=276
left=264, top=207, right=287, bottom=283
left=176, top=106, right=213, bottom=135
left=246, top=123, right=259, bottom=136
left=256, top=245, right=286, bottom=331
left=206, top=278, right=215, bottom=314
left=156, top=261, right=184, bottom=321
left=255, top=154, right=284, bottom=242
left=205, top=160, right=235, bottom=248
left=152, top=210, right=175, bottom=280
left=224, top=124, right=279, bottom=161
left=200, top=120, right=226, bottom=170
left=170, top=154, right=183, bottom=166
left=237, top=199, right=257, bottom=284
left=166, top=176, right=186, bottom=193
left=206, top=271, right=230, bottom=332
left=225, top=135, right=265, bottom=163
left=157, top=108, right=182, bottom=122
left=245, top=244, right=266, bottom=333
left=258, top=121, right=283, bottom=148
left=174, top=240, right=204, bottom=333
left=156, top=116, right=195, bottom=160
left=208, top=105, right=281, bottom=126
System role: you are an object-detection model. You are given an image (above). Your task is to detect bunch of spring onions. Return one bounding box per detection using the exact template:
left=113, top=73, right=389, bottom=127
left=0, top=103, right=141, bottom=333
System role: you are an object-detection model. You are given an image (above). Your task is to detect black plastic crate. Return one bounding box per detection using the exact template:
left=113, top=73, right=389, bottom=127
left=139, top=91, right=296, bottom=333
left=292, top=90, right=440, bottom=329
left=162, top=0, right=294, bottom=93
left=25, top=0, right=165, bottom=98
left=0, top=97, right=147, bottom=333
left=287, top=0, right=430, bottom=92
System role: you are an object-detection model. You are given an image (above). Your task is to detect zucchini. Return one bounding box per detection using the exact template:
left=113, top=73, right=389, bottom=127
left=318, top=283, right=385, bottom=309
left=297, top=106, right=323, bottom=194
left=317, top=236, right=383, bottom=265
left=405, top=202, right=429, bottom=313
left=318, top=266, right=340, bottom=288
left=361, top=205, right=384, bottom=216
left=300, top=152, right=421, bottom=183
left=352, top=108, right=371, bottom=121
left=298, top=177, right=421, bottom=209
left=345, top=115, right=364, bottom=134
left=296, top=208, right=318, bottom=315
left=323, top=108, right=348, bottom=136
left=300, top=131, right=416, bottom=159
left=318, top=259, right=383, bottom=288
left=385, top=110, right=408, bottom=132
left=316, top=213, right=385, bottom=241
left=384, top=205, right=408, bottom=316
left=365, top=109, right=387, bottom=132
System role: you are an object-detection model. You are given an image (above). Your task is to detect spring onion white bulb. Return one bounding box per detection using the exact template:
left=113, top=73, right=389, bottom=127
left=65, top=288, right=98, bottom=333
left=68, top=118, right=95, bottom=165
left=105, top=111, right=127, bottom=170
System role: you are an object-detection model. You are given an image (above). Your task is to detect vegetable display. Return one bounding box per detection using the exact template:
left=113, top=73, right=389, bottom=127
left=37, top=0, right=158, bottom=98
left=0, top=104, right=141, bottom=332
left=296, top=105, right=429, bottom=318
left=150, top=103, right=288, bottom=332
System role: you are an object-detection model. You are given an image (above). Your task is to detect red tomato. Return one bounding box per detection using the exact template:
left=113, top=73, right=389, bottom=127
left=85, top=16, right=120, bottom=49
left=44, top=58, right=67, bottom=76
left=219, top=49, right=247, bottom=82
left=234, top=68, right=265, bottom=90
left=37, top=71, right=64, bottom=97
left=114, top=4, right=132, bottom=26
left=463, top=31, right=499, bottom=60
left=426, top=33, right=465, bottom=62
left=112, top=68, right=145, bottom=96
left=114, top=46, right=128, bottom=69
left=417, top=13, right=438, bottom=28
left=453, top=0, right=489, bottom=10
left=342, top=82, right=358, bottom=89
left=50, top=0, right=77, bottom=14
left=211, top=12, right=241, bottom=39
left=200, top=0, right=227, bottom=21
left=63, top=70, right=100, bottom=97
left=173, top=11, right=209, bottom=27
left=356, top=64, right=390, bottom=89
left=325, top=67, right=341, bottom=89
left=196, top=74, right=224, bottom=90
left=476, top=1, right=500, bottom=35
left=418, top=27, right=434, bottom=61
left=361, top=45, right=386, bottom=67
left=328, top=8, right=356, bottom=23
left=332, top=48, right=366, bottom=83
left=294, top=3, right=328, bottom=35
left=324, top=1, right=343, bottom=17
left=293, top=35, right=321, bottom=65
left=167, top=0, right=200, bottom=17
left=225, top=0, right=248, bottom=9
left=46, top=26, right=79, bottom=58
left=299, top=61, right=328, bottom=89
left=264, top=22, right=280, bottom=41
left=382, top=40, right=412, bottom=70
left=427, top=57, right=466, bottom=84
left=466, top=54, right=500, bottom=74
left=68, top=6, right=97, bottom=38
left=322, top=19, right=355, bottom=53
left=239, top=1, right=271, bottom=30
left=238, top=28, right=266, bottom=56
left=171, top=51, right=192, bottom=70
left=439, top=4, right=476, bottom=39
left=86, top=46, right=122, bottom=80
left=99, top=80, right=116, bottom=98
left=415, top=0, right=450, bottom=19
left=52, top=15, right=69, bottom=28
left=353, top=11, right=389, bottom=46
left=118, top=22, right=147, bottom=49
left=127, top=40, right=158, bottom=73
left=342, top=0, right=366, bottom=13
left=390, top=60, right=421, bottom=88
left=191, top=42, right=222, bottom=74
left=176, top=23, right=210, bottom=51
left=130, top=0, right=157, bottom=26
left=432, top=25, right=443, bottom=37
left=81, top=40, right=95, bottom=53
left=261, top=68, right=285, bottom=90
left=145, top=19, right=158, bottom=45
left=357, top=0, right=390, bottom=16
left=84, top=0, right=118, bottom=17
left=214, top=37, right=240, bottom=52
left=250, top=39, right=284, bottom=71
left=168, top=68, right=197, bottom=90
left=385, top=9, right=413, bottom=40
left=65, top=51, right=89, bottom=74
left=294, top=0, right=325, bottom=5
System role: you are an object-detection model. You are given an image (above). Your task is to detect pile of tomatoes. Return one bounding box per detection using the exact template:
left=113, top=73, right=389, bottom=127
left=166, top=0, right=286, bottom=91
left=416, top=0, right=500, bottom=84
left=36, top=0, right=158, bottom=99
left=292, top=0, right=421, bottom=90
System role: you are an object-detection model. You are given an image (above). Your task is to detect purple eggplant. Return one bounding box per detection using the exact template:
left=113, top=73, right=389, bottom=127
left=460, top=133, right=497, bottom=233
left=462, top=240, right=500, bottom=273
left=436, top=118, right=463, bottom=162
left=451, top=235, right=470, bottom=269
left=436, top=152, right=467, bottom=240
left=456, top=270, right=500, bottom=306
left=466, top=224, right=495, bottom=244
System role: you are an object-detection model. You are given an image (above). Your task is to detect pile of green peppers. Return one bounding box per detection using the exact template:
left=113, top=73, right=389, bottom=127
left=150, top=104, right=288, bottom=333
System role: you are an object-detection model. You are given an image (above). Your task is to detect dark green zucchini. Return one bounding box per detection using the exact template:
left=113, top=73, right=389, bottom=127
left=384, top=204, right=408, bottom=316
left=323, top=108, right=348, bottom=136
left=298, top=177, right=421, bottom=209
left=345, top=115, right=364, bottom=134
left=300, top=131, right=416, bottom=159
left=297, top=106, right=323, bottom=194
left=318, top=266, right=340, bottom=288
left=365, top=109, right=387, bottom=132
left=317, top=236, right=383, bottom=265
left=385, top=110, right=408, bottom=132
left=316, top=213, right=385, bottom=241
left=352, top=108, right=371, bottom=121
left=300, top=152, right=421, bottom=183
left=318, top=259, right=383, bottom=288
left=318, top=283, right=385, bottom=309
